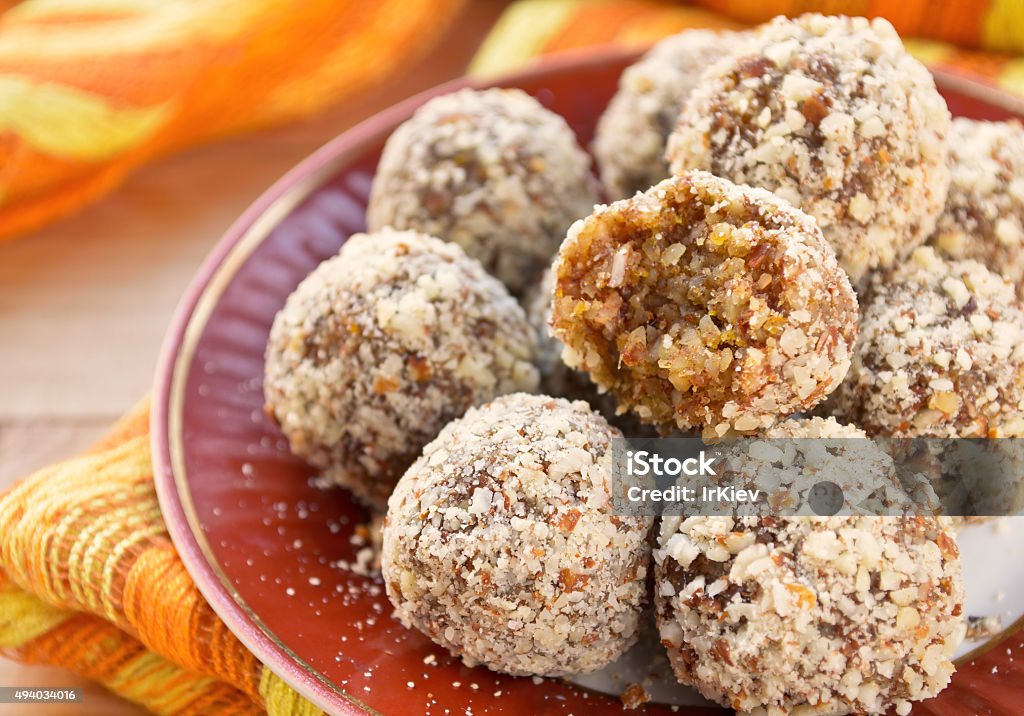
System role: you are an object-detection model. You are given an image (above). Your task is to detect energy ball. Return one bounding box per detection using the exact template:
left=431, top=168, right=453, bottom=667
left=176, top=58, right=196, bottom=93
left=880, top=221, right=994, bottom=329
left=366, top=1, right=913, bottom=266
left=666, top=14, right=950, bottom=287
left=655, top=516, right=965, bottom=715
left=381, top=393, right=653, bottom=677
left=931, top=118, right=1024, bottom=298
left=264, top=229, right=539, bottom=510
left=367, top=88, right=599, bottom=294
left=550, top=170, right=858, bottom=439
left=829, top=246, right=1024, bottom=438
left=594, top=29, right=743, bottom=199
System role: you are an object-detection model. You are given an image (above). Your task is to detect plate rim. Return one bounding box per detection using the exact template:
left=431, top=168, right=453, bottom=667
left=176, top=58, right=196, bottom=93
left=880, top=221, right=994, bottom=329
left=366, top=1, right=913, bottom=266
left=150, top=46, right=1024, bottom=715
left=151, top=47, right=659, bottom=716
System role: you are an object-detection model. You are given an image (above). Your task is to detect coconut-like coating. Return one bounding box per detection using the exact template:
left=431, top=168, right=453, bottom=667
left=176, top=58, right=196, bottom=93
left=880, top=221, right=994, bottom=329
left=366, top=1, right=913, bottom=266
left=654, top=516, right=965, bottom=715
left=701, top=417, right=939, bottom=516
left=765, top=416, right=862, bottom=439
left=594, top=29, right=742, bottom=199
left=367, top=88, right=599, bottom=294
left=550, top=170, right=858, bottom=439
left=665, top=14, right=950, bottom=287
left=931, top=118, right=1024, bottom=299
left=381, top=393, right=653, bottom=677
left=830, top=246, right=1024, bottom=438
left=524, top=268, right=584, bottom=401
left=264, top=230, right=539, bottom=510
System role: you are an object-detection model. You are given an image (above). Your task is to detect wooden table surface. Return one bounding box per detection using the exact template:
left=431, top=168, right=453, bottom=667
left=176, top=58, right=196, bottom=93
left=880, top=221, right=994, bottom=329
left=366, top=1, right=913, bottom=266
left=0, top=4, right=506, bottom=711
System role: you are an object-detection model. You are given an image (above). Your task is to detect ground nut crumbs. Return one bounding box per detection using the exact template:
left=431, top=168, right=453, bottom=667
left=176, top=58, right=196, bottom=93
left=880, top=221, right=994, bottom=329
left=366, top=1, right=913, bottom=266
left=381, top=393, right=653, bottom=677
left=367, top=88, right=599, bottom=294
left=930, top=118, right=1024, bottom=299
left=966, top=615, right=1003, bottom=640
left=703, top=417, right=940, bottom=516
left=829, top=246, right=1024, bottom=439
left=619, top=682, right=651, bottom=709
left=550, top=170, right=858, bottom=439
left=665, top=14, right=950, bottom=287
left=594, top=29, right=746, bottom=199
left=654, top=516, right=965, bottom=715
left=264, top=229, right=539, bottom=509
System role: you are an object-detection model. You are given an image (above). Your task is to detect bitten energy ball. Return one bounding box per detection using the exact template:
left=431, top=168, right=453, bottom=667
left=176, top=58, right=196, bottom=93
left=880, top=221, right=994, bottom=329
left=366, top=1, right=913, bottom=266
left=931, top=118, right=1024, bottom=298
left=655, top=516, right=965, bottom=715
left=367, top=88, right=599, bottom=294
left=830, top=246, right=1024, bottom=438
left=381, top=393, right=652, bottom=677
left=551, top=170, right=858, bottom=439
left=264, top=230, right=539, bottom=510
left=594, top=29, right=741, bottom=199
left=666, top=14, right=950, bottom=286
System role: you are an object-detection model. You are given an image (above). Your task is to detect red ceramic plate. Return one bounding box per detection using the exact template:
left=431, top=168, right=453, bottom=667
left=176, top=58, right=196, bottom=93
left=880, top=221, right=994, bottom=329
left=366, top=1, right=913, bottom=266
left=153, top=49, right=1024, bottom=715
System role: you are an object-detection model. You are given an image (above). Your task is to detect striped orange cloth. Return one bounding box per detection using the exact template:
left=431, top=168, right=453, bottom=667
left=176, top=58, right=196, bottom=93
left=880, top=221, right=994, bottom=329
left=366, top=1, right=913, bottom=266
left=2, top=0, right=1021, bottom=243
left=692, top=0, right=1024, bottom=52
left=0, top=0, right=464, bottom=242
left=0, top=400, right=317, bottom=714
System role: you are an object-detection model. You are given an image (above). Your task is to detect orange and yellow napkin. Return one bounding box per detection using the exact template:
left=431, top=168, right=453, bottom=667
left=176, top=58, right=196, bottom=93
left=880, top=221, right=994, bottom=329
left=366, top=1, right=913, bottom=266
left=0, top=0, right=464, bottom=241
